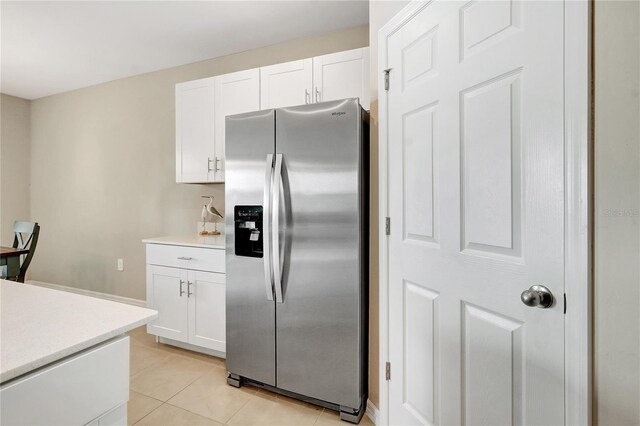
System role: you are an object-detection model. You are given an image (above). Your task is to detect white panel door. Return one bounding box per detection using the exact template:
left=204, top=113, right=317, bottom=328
left=313, top=47, right=370, bottom=109
left=214, top=68, right=260, bottom=182
left=175, top=77, right=216, bottom=183
left=385, top=1, right=565, bottom=425
left=146, top=265, right=188, bottom=342
left=187, top=270, right=226, bottom=352
left=260, top=59, right=313, bottom=109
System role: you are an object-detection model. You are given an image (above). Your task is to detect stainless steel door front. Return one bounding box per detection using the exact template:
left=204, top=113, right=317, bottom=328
left=226, top=109, right=276, bottom=386
left=274, top=99, right=366, bottom=409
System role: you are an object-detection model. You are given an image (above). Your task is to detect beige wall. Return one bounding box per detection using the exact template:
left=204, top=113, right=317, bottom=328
left=0, top=94, right=31, bottom=246
left=594, top=1, right=640, bottom=425
left=368, top=0, right=410, bottom=408
left=28, top=25, right=368, bottom=300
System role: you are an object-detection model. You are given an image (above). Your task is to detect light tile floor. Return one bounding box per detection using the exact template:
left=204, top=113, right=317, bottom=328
left=126, top=327, right=373, bottom=426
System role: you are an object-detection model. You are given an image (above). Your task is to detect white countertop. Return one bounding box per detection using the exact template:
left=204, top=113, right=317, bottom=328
left=142, top=234, right=226, bottom=249
left=0, top=280, right=157, bottom=383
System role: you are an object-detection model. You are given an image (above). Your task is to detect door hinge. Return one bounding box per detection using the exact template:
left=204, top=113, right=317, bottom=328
left=564, top=293, right=567, bottom=314
left=385, top=217, right=391, bottom=235
left=384, top=68, right=392, bottom=91
left=385, top=362, right=391, bottom=381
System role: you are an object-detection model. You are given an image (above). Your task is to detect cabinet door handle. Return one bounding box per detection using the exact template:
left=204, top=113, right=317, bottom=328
left=179, top=280, right=186, bottom=297
left=315, top=87, right=321, bottom=103
left=187, top=281, right=193, bottom=298
left=207, top=157, right=214, bottom=172
left=177, top=256, right=193, bottom=260
left=305, top=89, right=310, bottom=104
left=215, top=156, right=221, bottom=172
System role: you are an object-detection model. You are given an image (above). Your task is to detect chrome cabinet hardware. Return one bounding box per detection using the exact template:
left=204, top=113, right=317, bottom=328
left=187, top=281, right=193, bottom=297
left=177, top=256, right=193, bottom=260
left=179, top=279, right=186, bottom=297
left=305, top=89, right=310, bottom=104
left=521, top=285, right=554, bottom=308
left=315, top=87, right=321, bottom=103
left=215, top=156, right=221, bottom=172
left=207, top=157, right=214, bottom=172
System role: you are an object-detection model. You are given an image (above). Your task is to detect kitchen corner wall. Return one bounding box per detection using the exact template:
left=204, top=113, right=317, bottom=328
left=0, top=94, right=31, bottom=246
left=28, top=24, right=368, bottom=300
left=368, top=0, right=410, bottom=409
left=594, top=1, right=640, bottom=424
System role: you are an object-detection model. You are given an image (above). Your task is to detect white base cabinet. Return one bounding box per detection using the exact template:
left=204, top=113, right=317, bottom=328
left=187, top=270, right=226, bottom=351
left=146, top=243, right=226, bottom=355
left=0, top=336, right=129, bottom=426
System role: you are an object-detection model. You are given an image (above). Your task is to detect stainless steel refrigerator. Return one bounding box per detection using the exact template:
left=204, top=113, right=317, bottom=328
left=225, top=99, right=368, bottom=423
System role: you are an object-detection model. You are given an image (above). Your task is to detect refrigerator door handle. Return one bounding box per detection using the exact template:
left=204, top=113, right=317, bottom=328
left=263, top=154, right=275, bottom=301
left=272, top=153, right=284, bottom=303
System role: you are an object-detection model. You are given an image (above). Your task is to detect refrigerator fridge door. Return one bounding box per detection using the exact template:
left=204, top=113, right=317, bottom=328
left=274, top=99, right=366, bottom=410
left=226, top=109, right=277, bottom=386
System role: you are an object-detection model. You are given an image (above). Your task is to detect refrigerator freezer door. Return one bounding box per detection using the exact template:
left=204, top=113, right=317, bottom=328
left=275, top=99, right=365, bottom=409
left=226, top=109, right=277, bottom=386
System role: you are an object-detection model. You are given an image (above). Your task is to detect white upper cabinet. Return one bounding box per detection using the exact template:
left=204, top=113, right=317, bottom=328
left=214, top=68, right=260, bottom=182
left=260, top=58, right=313, bottom=110
left=175, top=77, right=217, bottom=183
left=176, top=47, right=369, bottom=183
left=313, top=47, right=370, bottom=110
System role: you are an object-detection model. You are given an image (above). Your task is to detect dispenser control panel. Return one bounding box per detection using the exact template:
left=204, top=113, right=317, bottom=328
left=234, top=205, right=263, bottom=258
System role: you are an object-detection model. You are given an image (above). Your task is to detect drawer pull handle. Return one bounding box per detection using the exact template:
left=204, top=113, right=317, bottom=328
left=177, top=256, right=193, bottom=260
left=179, top=280, right=186, bottom=297
left=187, top=281, right=193, bottom=298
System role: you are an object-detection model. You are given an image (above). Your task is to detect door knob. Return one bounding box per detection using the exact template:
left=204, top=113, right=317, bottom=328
left=521, top=285, right=554, bottom=308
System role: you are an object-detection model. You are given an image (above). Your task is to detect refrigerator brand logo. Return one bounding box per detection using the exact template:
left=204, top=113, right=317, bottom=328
left=331, top=111, right=346, bottom=117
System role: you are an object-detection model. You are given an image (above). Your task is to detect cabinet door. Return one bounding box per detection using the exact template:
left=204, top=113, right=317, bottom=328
left=214, top=68, right=260, bottom=182
left=260, top=58, right=313, bottom=109
left=312, top=47, right=370, bottom=109
left=146, top=265, right=188, bottom=342
left=187, top=270, right=226, bottom=352
left=175, top=77, right=216, bottom=183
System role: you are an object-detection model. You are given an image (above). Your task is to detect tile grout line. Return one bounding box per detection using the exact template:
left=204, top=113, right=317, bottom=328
left=312, top=407, right=326, bottom=425
left=131, top=402, right=165, bottom=426
left=222, top=388, right=263, bottom=425
left=162, top=363, right=217, bottom=402
left=161, top=386, right=255, bottom=425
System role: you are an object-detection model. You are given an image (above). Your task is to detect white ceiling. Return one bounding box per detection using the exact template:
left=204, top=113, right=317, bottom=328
left=1, top=1, right=368, bottom=100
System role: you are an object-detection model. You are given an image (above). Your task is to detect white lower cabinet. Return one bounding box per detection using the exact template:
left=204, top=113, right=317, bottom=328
left=0, top=336, right=129, bottom=426
left=187, top=270, right=226, bottom=351
left=146, top=265, right=189, bottom=342
left=146, top=243, right=226, bottom=355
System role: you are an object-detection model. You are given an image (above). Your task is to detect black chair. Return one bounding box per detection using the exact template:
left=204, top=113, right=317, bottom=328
left=3, top=221, right=40, bottom=283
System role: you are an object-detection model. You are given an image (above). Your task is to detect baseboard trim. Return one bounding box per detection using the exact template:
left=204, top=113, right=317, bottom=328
left=26, top=280, right=146, bottom=308
left=366, top=399, right=379, bottom=425
left=158, top=336, right=226, bottom=359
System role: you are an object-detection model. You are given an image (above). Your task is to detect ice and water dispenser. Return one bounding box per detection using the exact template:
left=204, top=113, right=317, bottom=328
left=234, top=206, right=263, bottom=258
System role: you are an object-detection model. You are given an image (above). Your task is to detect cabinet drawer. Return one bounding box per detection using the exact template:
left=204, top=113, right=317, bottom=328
left=146, top=244, right=225, bottom=273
